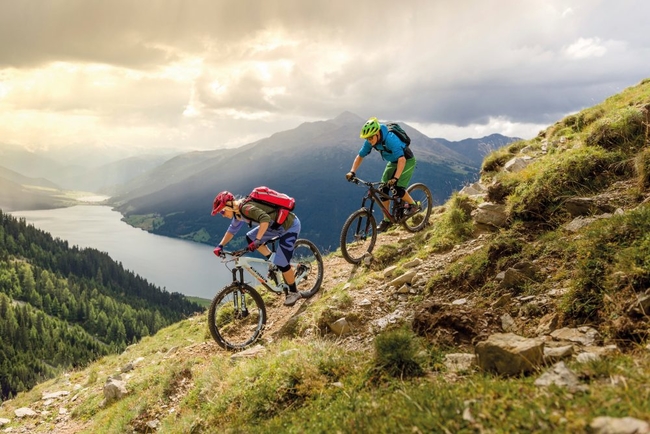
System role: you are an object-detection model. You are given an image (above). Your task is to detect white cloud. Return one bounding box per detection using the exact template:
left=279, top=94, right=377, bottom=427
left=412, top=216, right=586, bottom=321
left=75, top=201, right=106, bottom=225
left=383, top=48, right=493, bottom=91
left=564, top=37, right=608, bottom=59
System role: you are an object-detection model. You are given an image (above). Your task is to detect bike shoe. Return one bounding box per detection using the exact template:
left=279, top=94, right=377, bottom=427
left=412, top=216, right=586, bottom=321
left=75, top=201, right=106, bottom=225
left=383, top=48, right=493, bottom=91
left=377, top=220, right=392, bottom=232
left=404, top=201, right=421, bottom=217
left=284, top=291, right=302, bottom=306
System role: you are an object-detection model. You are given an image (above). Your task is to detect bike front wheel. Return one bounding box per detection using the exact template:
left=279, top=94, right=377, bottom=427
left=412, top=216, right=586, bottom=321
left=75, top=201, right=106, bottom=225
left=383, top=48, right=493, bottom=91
left=292, top=239, right=324, bottom=298
left=340, top=208, right=377, bottom=264
left=207, top=283, right=266, bottom=351
left=402, top=183, right=433, bottom=233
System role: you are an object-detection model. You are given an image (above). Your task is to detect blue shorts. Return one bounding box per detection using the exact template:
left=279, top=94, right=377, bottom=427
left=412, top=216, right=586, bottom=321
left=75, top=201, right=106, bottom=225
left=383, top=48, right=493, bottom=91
left=247, top=217, right=301, bottom=268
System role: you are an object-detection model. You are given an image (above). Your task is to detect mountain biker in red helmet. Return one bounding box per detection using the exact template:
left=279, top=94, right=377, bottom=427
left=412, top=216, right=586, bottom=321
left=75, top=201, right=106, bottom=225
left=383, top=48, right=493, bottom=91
left=346, top=117, right=418, bottom=232
left=211, top=190, right=303, bottom=306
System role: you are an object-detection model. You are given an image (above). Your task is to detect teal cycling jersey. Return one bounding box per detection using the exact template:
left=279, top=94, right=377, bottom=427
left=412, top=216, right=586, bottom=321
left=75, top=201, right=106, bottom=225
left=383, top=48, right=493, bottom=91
left=358, top=124, right=407, bottom=163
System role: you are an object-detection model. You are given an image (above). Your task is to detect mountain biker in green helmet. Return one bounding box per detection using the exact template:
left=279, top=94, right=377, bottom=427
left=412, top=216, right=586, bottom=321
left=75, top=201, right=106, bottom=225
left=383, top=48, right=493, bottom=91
left=346, top=117, right=418, bottom=232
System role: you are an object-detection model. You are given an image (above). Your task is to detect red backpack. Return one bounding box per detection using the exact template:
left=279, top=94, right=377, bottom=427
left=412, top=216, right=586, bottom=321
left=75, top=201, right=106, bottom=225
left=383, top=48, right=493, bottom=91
left=243, top=186, right=295, bottom=224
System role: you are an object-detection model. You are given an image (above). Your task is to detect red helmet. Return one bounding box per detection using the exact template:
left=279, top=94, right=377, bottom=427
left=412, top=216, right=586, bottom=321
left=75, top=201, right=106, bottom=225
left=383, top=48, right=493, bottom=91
left=211, top=190, right=234, bottom=216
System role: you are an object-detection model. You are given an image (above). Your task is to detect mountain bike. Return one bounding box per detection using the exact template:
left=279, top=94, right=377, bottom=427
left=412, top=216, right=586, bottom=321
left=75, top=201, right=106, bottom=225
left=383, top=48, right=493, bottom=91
left=208, top=237, right=323, bottom=350
left=340, top=176, right=433, bottom=264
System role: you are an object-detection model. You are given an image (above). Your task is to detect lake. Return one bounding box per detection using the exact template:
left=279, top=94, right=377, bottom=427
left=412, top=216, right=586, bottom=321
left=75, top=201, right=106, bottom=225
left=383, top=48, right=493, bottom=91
left=9, top=205, right=232, bottom=300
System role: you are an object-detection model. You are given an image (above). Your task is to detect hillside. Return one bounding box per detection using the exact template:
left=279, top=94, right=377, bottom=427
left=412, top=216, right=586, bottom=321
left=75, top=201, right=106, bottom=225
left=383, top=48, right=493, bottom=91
left=2, top=79, right=650, bottom=433
left=0, top=211, right=203, bottom=402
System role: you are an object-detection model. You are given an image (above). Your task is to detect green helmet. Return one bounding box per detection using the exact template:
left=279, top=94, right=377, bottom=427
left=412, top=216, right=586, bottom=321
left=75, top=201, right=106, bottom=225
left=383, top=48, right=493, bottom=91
left=360, top=117, right=380, bottom=139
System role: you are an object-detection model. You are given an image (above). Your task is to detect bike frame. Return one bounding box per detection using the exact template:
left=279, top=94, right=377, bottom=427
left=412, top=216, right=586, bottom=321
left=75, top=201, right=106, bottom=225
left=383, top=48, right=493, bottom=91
left=223, top=236, right=313, bottom=295
left=354, top=178, right=405, bottom=224
left=225, top=253, right=286, bottom=295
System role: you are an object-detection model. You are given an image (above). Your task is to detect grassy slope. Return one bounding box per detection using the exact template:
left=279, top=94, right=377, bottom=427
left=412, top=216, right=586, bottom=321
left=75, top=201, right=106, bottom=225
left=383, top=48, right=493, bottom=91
left=2, top=79, right=650, bottom=433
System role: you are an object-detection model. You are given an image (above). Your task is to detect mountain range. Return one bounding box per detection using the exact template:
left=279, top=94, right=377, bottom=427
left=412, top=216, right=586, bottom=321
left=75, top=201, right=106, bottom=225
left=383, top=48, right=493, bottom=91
left=0, top=112, right=519, bottom=252
left=106, top=112, right=518, bottom=252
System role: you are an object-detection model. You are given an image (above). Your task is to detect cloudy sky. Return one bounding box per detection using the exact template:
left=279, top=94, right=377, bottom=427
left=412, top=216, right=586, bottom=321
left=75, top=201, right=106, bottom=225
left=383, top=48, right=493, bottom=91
left=1, top=0, right=649, bottom=155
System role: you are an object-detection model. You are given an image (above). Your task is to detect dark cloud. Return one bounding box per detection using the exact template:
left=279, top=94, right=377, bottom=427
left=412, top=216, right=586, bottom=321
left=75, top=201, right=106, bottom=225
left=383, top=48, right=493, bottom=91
left=1, top=0, right=649, bottom=149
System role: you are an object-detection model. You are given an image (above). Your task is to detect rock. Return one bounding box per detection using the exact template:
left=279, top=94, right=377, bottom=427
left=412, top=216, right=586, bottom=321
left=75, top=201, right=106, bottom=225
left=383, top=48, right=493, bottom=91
left=475, top=333, right=544, bottom=376
left=503, top=156, right=533, bottom=173
left=472, top=202, right=508, bottom=228
left=576, top=352, right=601, bottom=363
left=329, top=318, right=352, bottom=336
left=536, top=313, right=560, bottom=336
left=588, top=416, right=650, bottom=434
left=383, top=266, right=398, bottom=278
left=551, top=327, right=601, bottom=346
left=103, top=378, right=128, bottom=403
left=14, top=407, right=38, bottom=418
left=543, top=345, right=574, bottom=363
left=444, top=353, right=477, bottom=373
left=42, top=390, right=70, bottom=400
left=403, top=258, right=423, bottom=268
left=387, top=270, right=417, bottom=288
left=459, top=182, right=487, bottom=198
left=534, top=361, right=588, bottom=393
left=230, top=344, right=266, bottom=360
left=491, top=294, right=512, bottom=308
left=498, top=268, right=529, bottom=289
left=500, top=314, right=517, bottom=333
left=563, top=197, right=615, bottom=217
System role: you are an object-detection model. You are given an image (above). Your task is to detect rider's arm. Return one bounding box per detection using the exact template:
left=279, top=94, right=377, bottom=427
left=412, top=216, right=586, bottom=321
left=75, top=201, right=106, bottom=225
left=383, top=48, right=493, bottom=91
left=350, top=154, right=364, bottom=173
left=255, top=221, right=269, bottom=241
left=393, top=156, right=406, bottom=179
left=218, top=231, right=234, bottom=246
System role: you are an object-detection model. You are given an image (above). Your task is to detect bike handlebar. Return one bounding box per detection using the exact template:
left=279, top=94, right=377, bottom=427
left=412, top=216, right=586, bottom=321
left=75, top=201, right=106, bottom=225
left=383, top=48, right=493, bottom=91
left=217, top=236, right=279, bottom=259
left=347, top=176, right=380, bottom=188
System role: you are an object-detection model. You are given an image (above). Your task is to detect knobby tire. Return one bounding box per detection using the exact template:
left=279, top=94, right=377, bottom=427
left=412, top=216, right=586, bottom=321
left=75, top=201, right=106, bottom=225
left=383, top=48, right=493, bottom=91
left=207, top=282, right=266, bottom=351
left=401, top=183, right=433, bottom=233
left=292, top=238, right=324, bottom=298
left=340, top=209, right=377, bottom=264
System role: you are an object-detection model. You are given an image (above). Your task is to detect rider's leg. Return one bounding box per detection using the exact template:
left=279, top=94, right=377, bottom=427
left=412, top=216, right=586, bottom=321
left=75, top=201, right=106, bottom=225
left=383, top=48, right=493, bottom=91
left=380, top=164, right=397, bottom=220
left=272, top=220, right=303, bottom=305
left=280, top=265, right=295, bottom=286
left=396, top=158, right=417, bottom=206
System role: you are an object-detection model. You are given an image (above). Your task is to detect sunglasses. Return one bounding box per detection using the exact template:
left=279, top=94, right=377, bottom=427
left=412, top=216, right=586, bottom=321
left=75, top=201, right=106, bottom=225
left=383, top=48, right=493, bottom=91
left=219, top=205, right=234, bottom=215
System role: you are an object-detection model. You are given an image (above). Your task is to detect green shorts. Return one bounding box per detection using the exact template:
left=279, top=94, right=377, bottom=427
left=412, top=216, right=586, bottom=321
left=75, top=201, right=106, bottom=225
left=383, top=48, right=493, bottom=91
left=381, top=157, right=416, bottom=188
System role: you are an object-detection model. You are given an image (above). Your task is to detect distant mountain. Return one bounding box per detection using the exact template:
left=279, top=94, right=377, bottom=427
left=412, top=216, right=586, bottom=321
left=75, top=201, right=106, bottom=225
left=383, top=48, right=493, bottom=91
left=109, top=113, right=502, bottom=252
left=0, top=175, right=72, bottom=212
left=64, top=154, right=175, bottom=193
left=0, top=145, right=178, bottom=192
left=0, top=165, right=60, bottom=189
left=434, top=134, right=522, bottom=167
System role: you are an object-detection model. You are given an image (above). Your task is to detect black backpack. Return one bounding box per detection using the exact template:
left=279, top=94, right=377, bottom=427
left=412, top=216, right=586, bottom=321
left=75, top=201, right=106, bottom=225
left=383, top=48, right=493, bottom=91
left=382, top=122, right=413, bottom=159
left=386, top=122, right=411, bottom=146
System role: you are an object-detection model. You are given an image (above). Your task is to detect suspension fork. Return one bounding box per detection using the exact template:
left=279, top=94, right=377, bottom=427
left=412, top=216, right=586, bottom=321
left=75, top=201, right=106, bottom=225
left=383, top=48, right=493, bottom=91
left=230, top=266, right=248, bottom=312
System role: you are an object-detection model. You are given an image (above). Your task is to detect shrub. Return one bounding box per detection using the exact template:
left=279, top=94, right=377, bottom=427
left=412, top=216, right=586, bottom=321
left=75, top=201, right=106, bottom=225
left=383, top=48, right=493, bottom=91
left=373, top=329, right=423, bottom=378
left=585, top=106, right=646, bottom=153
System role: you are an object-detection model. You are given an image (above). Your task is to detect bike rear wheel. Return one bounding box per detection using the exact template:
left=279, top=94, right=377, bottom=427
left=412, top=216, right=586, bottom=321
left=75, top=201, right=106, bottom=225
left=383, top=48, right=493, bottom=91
left=401, top=183, right=433, bottom=233
left=292, top=239, right=324, bottom=298
left=340, top=208, right=377, bottom=264
left=207, top=283, right=266, bottom=351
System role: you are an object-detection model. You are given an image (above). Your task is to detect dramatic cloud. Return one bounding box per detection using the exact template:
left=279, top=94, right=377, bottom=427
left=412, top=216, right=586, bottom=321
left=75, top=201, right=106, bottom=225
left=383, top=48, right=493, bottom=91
left=0, top=0, right=649, bottom=152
